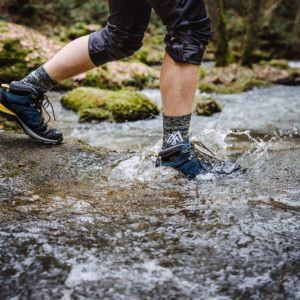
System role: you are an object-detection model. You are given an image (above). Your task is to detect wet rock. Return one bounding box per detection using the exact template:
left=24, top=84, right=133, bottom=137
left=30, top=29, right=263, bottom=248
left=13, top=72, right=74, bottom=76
left=252, top=64, right=300, bottom=85
left=83, top=61, right=160, bottom=90
left=0, top=116, right=20, bottom=131
left=61, top=87, right=160, bottom=122
left=55, top=22, right=101, bottom=42
left=0, top=22, right=62, bottom=83
left=0, top=22, right=160, bottom=90
left=0, top=131, right=300, bottom=300
left=200, top=62, right=300, bottom=94
left=259, top=59, right=290, bottom=69
left=193, top=96, right=222, bottom=117
left=132, top=46, right=164, bottom=66
left=0, top=131, right=124, bottom=202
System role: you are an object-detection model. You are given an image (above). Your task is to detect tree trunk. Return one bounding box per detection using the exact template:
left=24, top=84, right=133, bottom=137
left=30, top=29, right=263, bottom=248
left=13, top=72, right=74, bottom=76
left=293, top=1, right=300, bottom=38
left=241, top=0, right=263, bottom=66
left=263, top=0, right=283, bottom=27
left=205, top=0, right=231, bottom=66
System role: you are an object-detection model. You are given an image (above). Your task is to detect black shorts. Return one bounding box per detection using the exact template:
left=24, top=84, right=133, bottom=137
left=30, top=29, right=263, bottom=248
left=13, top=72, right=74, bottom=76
left=88, top=0, right=212, bottom=66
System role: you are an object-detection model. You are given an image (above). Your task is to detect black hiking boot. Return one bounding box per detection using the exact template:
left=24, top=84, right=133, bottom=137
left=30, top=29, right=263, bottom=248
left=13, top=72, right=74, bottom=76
left=156, top=140, right=241, bottom=179
left=0, top=82, right=63, bottom=145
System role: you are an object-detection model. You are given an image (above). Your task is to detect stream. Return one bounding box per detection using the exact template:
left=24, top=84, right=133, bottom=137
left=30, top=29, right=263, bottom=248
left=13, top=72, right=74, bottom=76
left=0, top=84, right=300, bottom=299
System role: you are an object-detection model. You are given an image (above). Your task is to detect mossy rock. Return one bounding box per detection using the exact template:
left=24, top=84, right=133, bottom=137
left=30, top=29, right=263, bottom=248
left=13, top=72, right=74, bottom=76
left=259, top=59, right=289, bottom=70
left=83, top=62, right=160, bottom=90
left=200, top=62, right=298, bottom=94
left=193, top=96, right=221, bottom=116
left=0, top=21, right=8, bottom=34
left=55, top=22, right=101, bottom=42
left=61, top=87, right=160, bottom=122
left=131, top=46, right=164, bottom=66
left=0, top=116, right=20, bottom=131
left=0, top=39, right=41, bottom=82
left=200, top=77, right=269, bottom=94
left=0, top=22, right=62, bottom=83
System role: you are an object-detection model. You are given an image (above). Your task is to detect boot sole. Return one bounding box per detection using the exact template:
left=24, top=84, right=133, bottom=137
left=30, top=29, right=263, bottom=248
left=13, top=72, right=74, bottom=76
left=0, top=103, right=63, bottom=145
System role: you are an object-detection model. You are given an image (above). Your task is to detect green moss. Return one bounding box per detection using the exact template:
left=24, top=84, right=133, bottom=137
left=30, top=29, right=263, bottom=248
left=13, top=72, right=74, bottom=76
left=0, top=21, right=8, bottom=34
left=259, top=59, right=289, bottom=69
left=199, top=66, right=206, bottom=80
left=0, top=39, right=29, bottom=65
left=83, top=63, right=159, bottom=90
left=55, top=22, right=100, bottom=42
left=240, top=78, right=269, bottom=91
left=193, top=96, right=222, bottom=117
left=0, top=39, right=41, bottom=82
left=0, top=116, right=20, bottom=131
left=131, top=46, right=164, bottom=66
left=199, top=82, right=235, bottom=94
left=83, top=68, right=125, bottom=91
left=61, top=87, right=160, bottom=122
left=199, top=78, right=269, bottom=94
left=57, top=79, right=77, bottom=91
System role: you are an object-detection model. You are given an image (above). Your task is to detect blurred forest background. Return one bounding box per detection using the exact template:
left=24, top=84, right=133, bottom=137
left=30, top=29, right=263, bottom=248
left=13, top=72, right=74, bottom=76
left=1, top=0, right=300, bottom=103
left=1, top=0, right=300, bottom=65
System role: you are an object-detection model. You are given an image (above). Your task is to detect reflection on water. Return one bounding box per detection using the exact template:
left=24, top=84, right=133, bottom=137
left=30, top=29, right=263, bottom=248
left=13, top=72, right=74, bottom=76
left=0, top=85, right=299, bottom=299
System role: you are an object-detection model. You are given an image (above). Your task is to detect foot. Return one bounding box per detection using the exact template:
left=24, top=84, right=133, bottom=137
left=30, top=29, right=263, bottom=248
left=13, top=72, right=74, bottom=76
left=0, top=82, right=63, bottom=145
left=156, top=140, right=240, bottom=179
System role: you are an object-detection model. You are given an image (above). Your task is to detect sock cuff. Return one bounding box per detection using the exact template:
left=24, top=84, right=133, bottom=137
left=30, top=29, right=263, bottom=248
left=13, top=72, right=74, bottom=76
left=38, top=66, right=58, bottom=90
left=18, top=66, right=58, bottom=93
left=162, top=113, right=192, bottom=148
left=163, top=113, right=192, bottom=127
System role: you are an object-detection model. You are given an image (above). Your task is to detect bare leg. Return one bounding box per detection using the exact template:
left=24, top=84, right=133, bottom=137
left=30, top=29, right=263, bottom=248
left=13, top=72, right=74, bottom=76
left=44, top=36, right=95, bottom=82
left=160, top=53, right=199, bottom=116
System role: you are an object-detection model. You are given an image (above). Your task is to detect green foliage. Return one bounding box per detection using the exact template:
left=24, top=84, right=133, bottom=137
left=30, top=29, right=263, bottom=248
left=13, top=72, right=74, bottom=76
left=1, top=0, right=109, bottom=27
left=1, top=0, right=300, bottom=66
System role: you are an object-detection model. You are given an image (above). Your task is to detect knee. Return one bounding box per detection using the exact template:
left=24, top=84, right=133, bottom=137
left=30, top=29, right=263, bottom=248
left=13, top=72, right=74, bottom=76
left=89, top=23, right=144, bottom=67
left=165, top=17, right=212, bottom=65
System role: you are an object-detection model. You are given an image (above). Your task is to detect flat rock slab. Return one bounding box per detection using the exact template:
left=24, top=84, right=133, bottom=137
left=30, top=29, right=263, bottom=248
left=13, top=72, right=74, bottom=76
left=0, top=131, right=300, bottom=299
left=0, top=132, right=122, bottom=202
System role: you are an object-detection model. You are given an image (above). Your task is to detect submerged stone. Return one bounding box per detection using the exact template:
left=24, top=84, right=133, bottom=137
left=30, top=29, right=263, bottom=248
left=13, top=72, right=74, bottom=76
left=61, top=87, right=160, bottom=122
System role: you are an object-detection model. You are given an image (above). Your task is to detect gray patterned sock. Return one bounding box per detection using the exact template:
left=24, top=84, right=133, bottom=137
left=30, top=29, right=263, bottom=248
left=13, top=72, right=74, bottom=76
left=16, top=66, right=58, bottom=92
left=162, top=113, right=192, bottom=149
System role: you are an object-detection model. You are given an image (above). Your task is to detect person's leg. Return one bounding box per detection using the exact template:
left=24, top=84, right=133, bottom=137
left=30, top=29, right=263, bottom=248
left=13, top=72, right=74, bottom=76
left=16, top=36, right=94, bottom=94
left=45, top=0, right=152, bottom=82
left=44, top=36, right=94, bottom=82
left=160, top=53, right=198, bottom=147
left=0, top=0, right=151, bottom=144
left=18, top=0, right=152, bottom=89
left=148, top=0, right=212, bottom=148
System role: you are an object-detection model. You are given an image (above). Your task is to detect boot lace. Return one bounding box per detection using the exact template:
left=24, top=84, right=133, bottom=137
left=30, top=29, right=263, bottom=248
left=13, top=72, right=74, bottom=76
left=33, top=93, right=56, bottom=125
left=191, top=140, right=224, bottom=168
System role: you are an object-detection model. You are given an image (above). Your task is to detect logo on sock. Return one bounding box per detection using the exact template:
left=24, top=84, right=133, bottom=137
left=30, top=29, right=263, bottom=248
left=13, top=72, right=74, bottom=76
left=166, top=131, right=184, bottom=146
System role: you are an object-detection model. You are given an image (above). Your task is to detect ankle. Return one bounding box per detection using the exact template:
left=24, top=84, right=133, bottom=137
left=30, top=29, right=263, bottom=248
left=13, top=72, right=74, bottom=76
left=162, top=113, right=191, bottom=149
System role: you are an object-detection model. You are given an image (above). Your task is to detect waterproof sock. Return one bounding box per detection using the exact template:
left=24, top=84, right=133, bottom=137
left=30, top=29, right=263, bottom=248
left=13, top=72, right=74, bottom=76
left=13, top=66, right=58, bottom=93
left=162, top=113, right=191, bottom=149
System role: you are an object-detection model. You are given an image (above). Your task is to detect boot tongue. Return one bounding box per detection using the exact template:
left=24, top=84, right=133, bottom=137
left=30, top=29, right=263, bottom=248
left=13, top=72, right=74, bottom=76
left=10, top=81, right=43, bottom=98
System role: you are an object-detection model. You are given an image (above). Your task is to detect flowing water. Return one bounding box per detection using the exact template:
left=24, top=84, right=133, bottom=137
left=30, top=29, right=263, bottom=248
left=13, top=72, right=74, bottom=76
left=0, top=85, right=300, bottom=300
